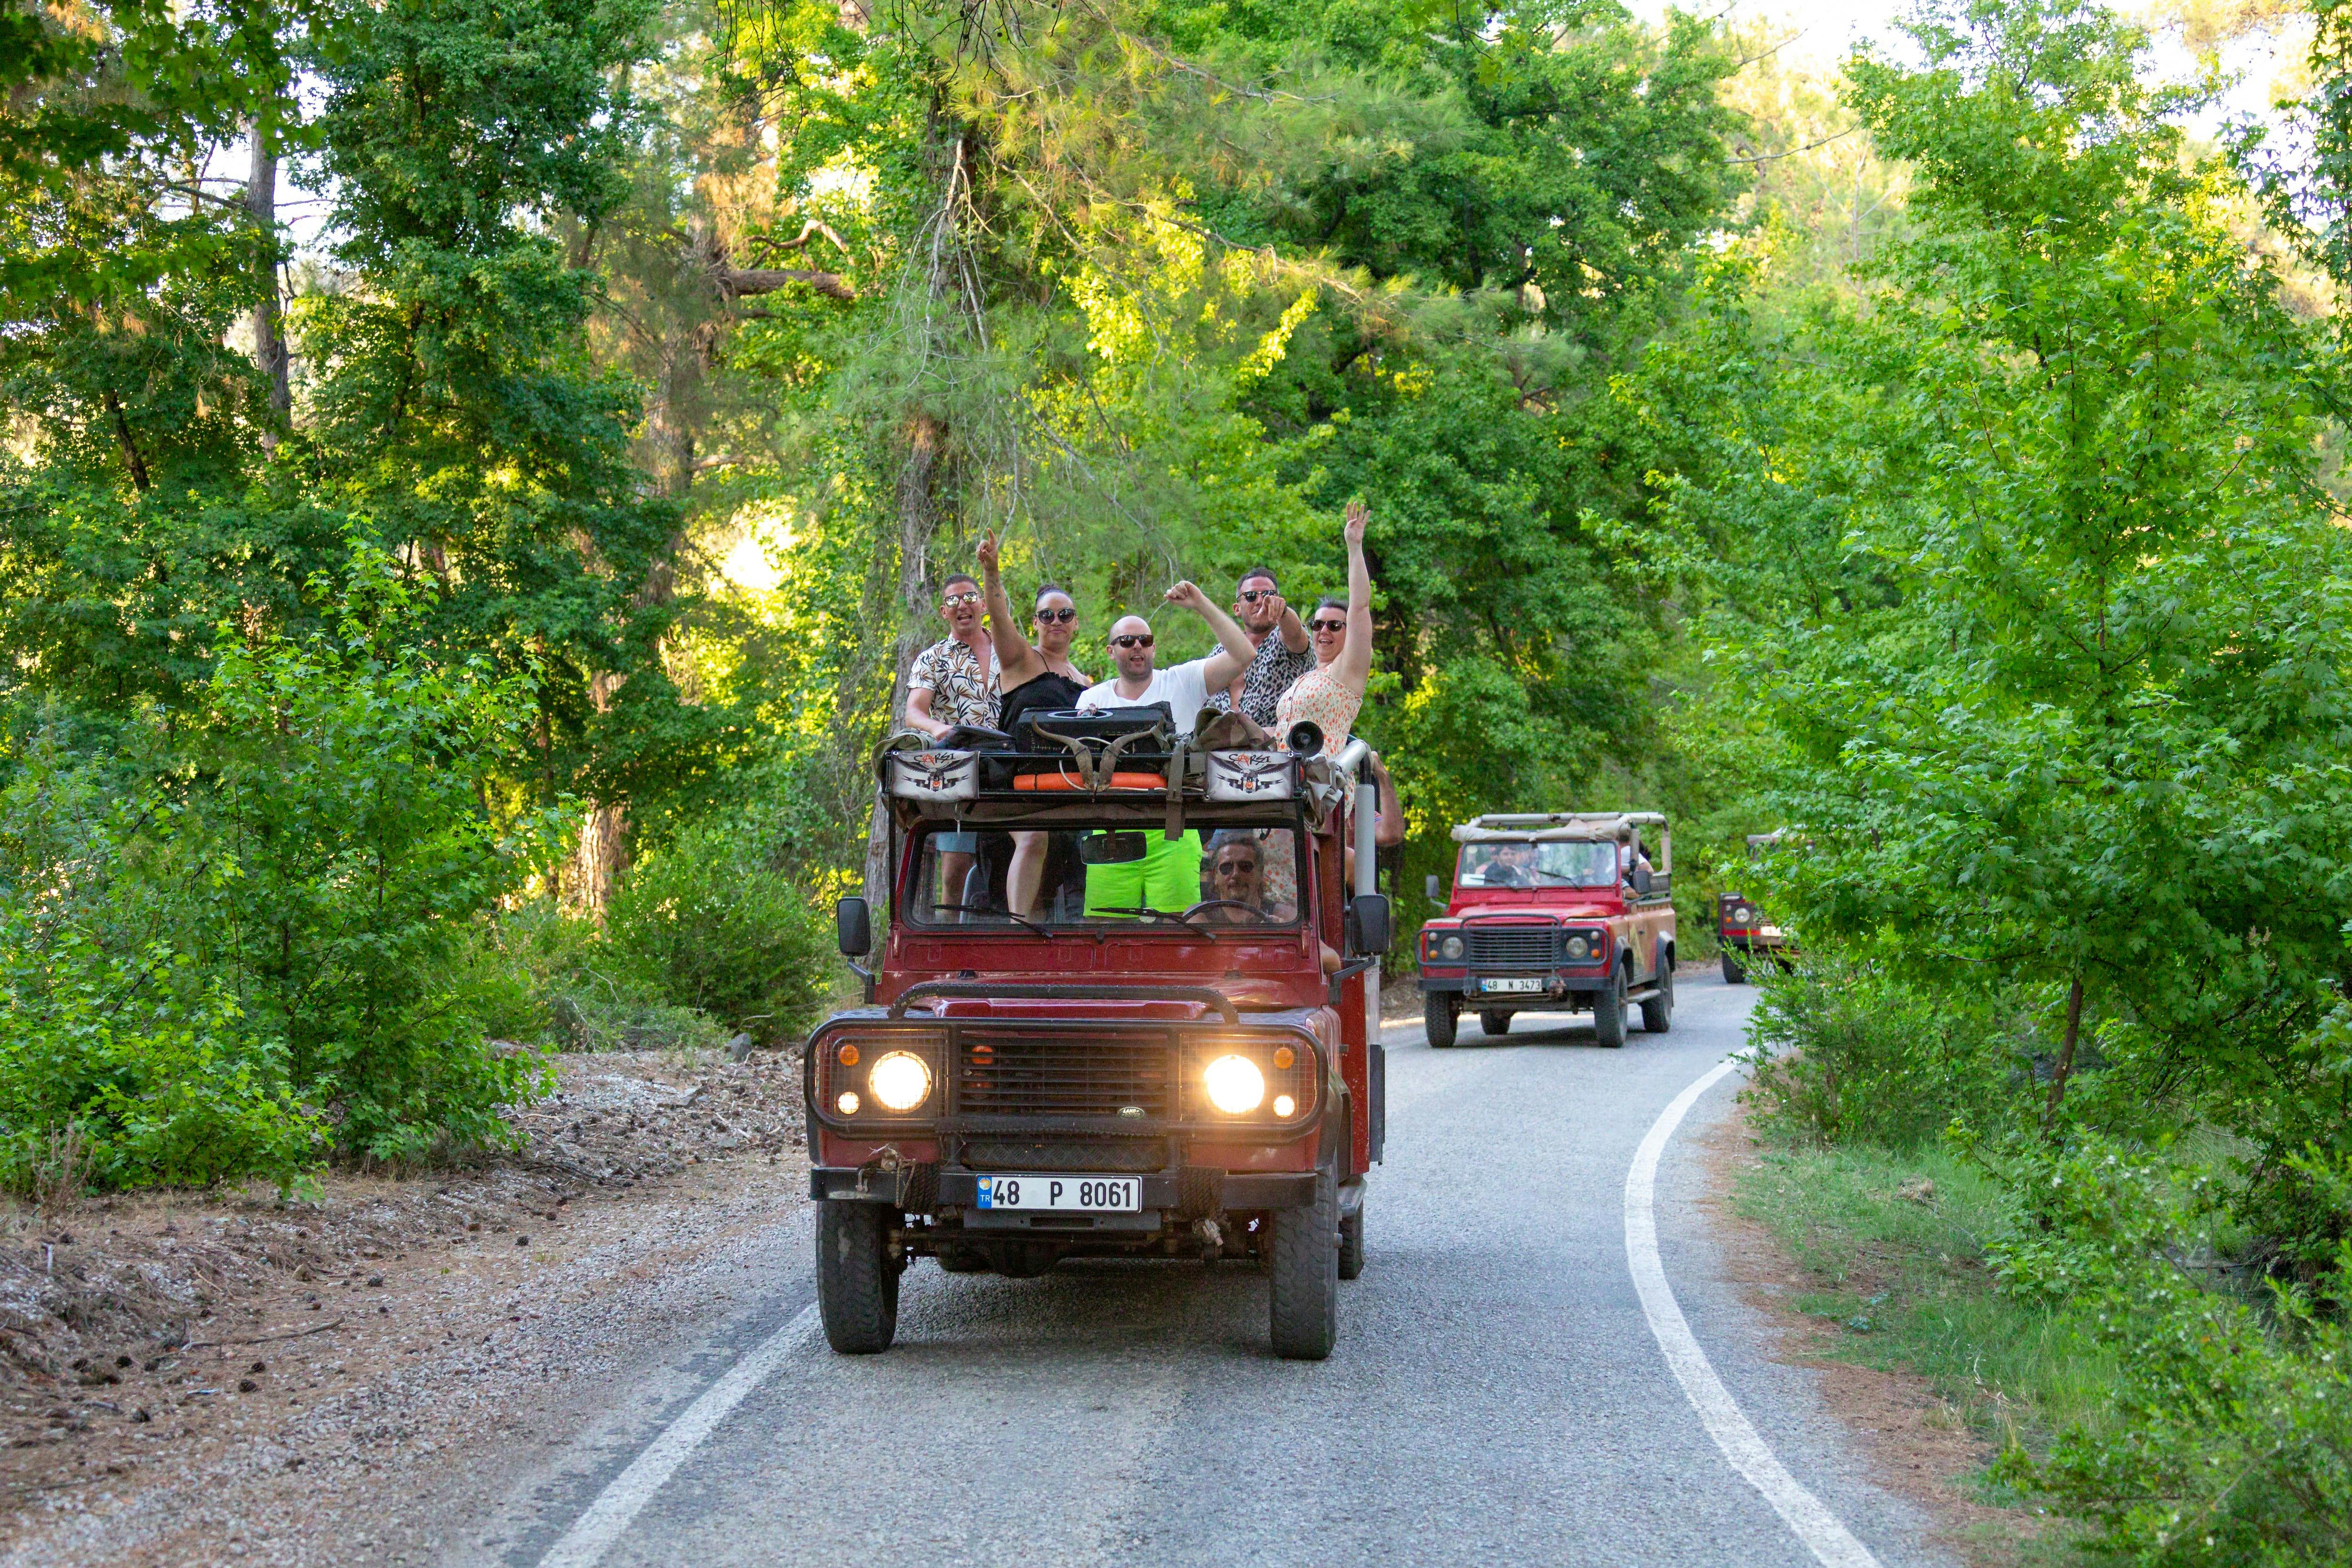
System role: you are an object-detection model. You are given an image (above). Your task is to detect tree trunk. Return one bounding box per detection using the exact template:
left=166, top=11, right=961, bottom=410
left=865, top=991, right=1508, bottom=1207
left=247, top=121, right=291, bottom=425
left=864, top=408, right=950, bottom=905
left=2042, top=974, right=2085, bottom=1135
left=571, top=669, right=629, bottom=919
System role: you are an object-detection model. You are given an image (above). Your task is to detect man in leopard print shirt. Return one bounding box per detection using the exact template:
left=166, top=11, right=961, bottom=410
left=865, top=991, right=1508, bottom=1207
left=1204, top=565, right=1312, bottom=730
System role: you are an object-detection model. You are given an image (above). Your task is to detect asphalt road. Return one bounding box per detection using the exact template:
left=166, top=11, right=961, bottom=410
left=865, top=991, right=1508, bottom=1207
left=482, top=971, right=1956, bottom=1568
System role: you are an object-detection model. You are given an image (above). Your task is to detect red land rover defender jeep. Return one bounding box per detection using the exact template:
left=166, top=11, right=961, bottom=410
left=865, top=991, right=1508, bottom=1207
left=1414, top=812, right=1676, bottom=1049
left=805, top=708, right=1390, bottom=1361
left=1717, top=830, right=1795, bottom=984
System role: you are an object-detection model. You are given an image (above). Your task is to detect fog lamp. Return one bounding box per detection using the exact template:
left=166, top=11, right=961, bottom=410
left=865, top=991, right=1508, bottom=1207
left=835, top=1091, right=861, bottom=1115
left=867, top=1051, right=932, bottom=1112
left=1439, top=935, right=1465, bottom=960
left=1204, top=1054, right=1265, bottom=1115
left=1273, top=1094, right=1296, bottom=1118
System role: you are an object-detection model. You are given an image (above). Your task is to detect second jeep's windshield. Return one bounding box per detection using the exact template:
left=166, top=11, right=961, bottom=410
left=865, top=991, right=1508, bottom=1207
left=1455, top=838, right=1618, bottom=889
left=908, top=820, right=1305, bottom=930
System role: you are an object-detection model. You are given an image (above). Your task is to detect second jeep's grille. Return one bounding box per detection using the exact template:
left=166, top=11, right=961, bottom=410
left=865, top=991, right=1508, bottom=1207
left=1466, top=927, right=1557, bottom=968
left=958, top=1029, right=1173, bottom=1119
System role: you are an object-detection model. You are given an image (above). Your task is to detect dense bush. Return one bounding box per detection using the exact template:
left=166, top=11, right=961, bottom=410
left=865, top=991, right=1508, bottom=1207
left=606, top=819, right=835, bottom=1045
left=1741, top=951, right=2021, bottom=1150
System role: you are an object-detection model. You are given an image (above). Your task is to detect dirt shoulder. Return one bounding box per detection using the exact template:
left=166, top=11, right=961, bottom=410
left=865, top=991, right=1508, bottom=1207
left=1695, top=1104, right=2055, bottom=1568
left=0, top=1048, right=813, bottom=1567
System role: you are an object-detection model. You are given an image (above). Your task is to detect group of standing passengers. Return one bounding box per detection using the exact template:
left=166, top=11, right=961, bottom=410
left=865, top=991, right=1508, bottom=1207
left=900, top=504, right=1400, bottom=920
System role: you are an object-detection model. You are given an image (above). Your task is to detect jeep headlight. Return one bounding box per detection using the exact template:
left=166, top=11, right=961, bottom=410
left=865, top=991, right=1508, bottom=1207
left=1204, top=1054, right=1266, bottom=1115
left=1734, top=905, right=1754, bottom=924
left=1439, top=934, right=1465, bottom=960
left=1565, top=934, right=1590, bottom=960
left=867, top=1051, right=933, bottom=1112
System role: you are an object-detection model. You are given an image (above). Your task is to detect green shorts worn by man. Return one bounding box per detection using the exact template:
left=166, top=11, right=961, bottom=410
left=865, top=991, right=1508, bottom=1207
left=1082, top=830, right=1203, bottom=916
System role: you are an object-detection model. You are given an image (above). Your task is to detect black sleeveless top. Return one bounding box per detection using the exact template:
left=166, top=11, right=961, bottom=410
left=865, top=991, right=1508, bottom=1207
left=997, top=667, right=1088, bottom=739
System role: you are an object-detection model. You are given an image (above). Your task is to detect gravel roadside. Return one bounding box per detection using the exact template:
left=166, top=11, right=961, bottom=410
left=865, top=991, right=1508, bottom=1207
left=0, top=1048, right=813, bottom=1567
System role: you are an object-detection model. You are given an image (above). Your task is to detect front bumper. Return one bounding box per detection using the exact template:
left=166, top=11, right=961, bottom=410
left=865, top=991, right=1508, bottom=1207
left=810, top=1164, right=1319, bottom=1212
left=1417, top=970, right=1609, bottom=1000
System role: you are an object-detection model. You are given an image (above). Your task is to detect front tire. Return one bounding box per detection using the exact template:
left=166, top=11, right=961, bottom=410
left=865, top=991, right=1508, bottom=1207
left=1642, top=961, right=1674, bottom=1034
left=1424, top=992, right=1458, bottom=1048
left=1721, top=951, right=1748, bottom=985
left=816, top=1200, right=899, bottom=1354
left=1592, top=968, right=1627, bottom=1050
left=1270, top=1158, right=1339, bottom=1360
left=1479, top=1009, right=1511, bottom=1037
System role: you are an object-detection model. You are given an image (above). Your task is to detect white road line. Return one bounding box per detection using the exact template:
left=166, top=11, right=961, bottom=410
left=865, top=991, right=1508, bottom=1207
left=536, top=1303, right=820, bottom=1568
left=1625, top=1059, right=1885, bottom=1568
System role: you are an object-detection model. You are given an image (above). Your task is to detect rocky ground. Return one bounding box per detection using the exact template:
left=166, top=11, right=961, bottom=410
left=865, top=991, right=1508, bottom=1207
left=0, top=1048, right=813, bottom=1567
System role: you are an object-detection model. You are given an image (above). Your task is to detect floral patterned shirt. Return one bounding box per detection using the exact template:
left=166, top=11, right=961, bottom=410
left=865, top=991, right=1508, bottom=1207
left=907, top=635, right=1001, bottom=731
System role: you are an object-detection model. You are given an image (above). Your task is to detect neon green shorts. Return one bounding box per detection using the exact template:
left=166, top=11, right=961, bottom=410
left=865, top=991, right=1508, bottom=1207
left=1082, top=830, right=1204, bottom=918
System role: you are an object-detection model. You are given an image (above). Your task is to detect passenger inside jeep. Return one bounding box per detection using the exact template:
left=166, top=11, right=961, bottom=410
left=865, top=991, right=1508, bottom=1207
left=1456, top=839, right=1620, bottom=889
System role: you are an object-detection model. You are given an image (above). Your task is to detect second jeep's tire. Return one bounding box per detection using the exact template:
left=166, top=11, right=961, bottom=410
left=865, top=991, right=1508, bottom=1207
left=1592, top=968, right=1628, bottom=1050
left=1721, top=951, right=1748, bottom=985
left=1479, top=1010, right=1511, bottom=1037
left=1270, top=1158, right=1339, bottom=1360
left=816, top=1200, right=899, bottom=1354
left=1424, top=992, right=1458, bottom=1048
left=1641, top=962, right=1674, bottom=1034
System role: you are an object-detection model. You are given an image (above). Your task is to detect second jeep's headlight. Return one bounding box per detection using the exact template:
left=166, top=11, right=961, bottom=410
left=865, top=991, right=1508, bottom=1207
left=1204, top=1054, right=1266, bottom=1115
left=1565, top=935, right=1590, bottom=960
left=1439, top=934, right=1465, bottom=960
left=867, top=1050, right=933, bottom=1112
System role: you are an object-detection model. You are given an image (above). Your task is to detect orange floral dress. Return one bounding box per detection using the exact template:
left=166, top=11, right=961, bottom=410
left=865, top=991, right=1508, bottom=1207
left=1263, top=665, right=1363, bottom=917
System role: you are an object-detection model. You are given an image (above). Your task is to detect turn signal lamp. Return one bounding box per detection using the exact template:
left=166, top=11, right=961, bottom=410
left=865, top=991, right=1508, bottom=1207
left=1204, top=1054, right=1266, bottom=1115
left=867, top=1051, right=933, bottom=1112
left=838, top=1043, right=861, bottom=1067
left=1273, top=1045, right=1295, bottom=1069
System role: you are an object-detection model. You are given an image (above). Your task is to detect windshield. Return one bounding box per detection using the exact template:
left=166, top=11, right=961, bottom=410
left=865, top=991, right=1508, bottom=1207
left=1455, top=838, right=1619, bottom=889
left=906, top=819, right=1307, bottom=931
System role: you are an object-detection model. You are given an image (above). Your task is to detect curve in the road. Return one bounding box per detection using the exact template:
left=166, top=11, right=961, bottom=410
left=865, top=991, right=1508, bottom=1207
left=1626, top=1059, right=1883, bottom=1568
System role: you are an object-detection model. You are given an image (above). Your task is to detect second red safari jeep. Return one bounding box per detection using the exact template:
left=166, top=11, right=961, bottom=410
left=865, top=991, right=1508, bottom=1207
left=1414, top=812, right=1676, bottom=1048
left=805, top=706, right=1390, bottom=1361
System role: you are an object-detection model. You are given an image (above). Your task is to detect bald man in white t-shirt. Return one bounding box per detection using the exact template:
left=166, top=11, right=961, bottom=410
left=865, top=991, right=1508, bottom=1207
left=1075, top=581, right=1257, bottom=732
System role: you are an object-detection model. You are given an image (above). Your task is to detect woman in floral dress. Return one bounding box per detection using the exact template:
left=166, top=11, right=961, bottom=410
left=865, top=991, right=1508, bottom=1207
left=1264, top=500, right=1375, bottom=916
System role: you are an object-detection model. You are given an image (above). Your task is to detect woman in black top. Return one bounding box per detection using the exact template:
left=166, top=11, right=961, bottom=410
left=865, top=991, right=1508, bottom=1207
left=977, top=531, right=1090, bottom=916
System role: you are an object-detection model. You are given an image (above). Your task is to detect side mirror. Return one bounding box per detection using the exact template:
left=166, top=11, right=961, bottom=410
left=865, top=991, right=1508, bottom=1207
left=1345, top=893, right=1392, bottom=957
left=1424, top=872, right=1440, bottom=901
left=835, top=896, right=872, bottom=958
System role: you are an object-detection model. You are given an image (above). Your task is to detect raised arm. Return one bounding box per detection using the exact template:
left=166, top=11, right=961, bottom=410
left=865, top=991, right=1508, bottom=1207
left=1272, top=595, right=1309, bottom=655
left=976, top=531, right=1042, bottom=687
left=1335, top=501, right=1375, bottom=694
left=1165, top=580, right=1255, bottom=689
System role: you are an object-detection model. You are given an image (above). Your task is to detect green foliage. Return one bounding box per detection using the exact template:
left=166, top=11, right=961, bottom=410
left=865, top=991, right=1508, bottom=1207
left=186, top=558, right=559, bottom=1161
left=606, top=818, right=835, bottom=1045
left=1742, top=951, right=2022, bottom=1151
left=0, top=731, right=321, bottom=1192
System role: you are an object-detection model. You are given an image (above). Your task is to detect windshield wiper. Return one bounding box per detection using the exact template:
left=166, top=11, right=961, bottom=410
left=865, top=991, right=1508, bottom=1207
left=930, top=903, right=1051, bottom=937
left=1092, top=905, right=1207, bottom=930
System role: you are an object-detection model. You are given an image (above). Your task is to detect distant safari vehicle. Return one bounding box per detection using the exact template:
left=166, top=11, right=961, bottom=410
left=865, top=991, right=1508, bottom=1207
left=1717, top=831, right=1795, bottom=984
left=1414, top=812, right=1676, bottom=1049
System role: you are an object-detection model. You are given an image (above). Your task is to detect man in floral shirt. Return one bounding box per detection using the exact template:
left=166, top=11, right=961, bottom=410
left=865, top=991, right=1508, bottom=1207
left=905, top=572, right=1001, bottom=737
left=1205, top=565, right=1313, bottom=730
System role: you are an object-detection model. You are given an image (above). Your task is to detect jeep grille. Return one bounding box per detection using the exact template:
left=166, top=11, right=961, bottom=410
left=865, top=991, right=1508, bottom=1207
left=1467, top=928, right=1557, bottom=968
left=957, top=1028, right=1174, bottom=1120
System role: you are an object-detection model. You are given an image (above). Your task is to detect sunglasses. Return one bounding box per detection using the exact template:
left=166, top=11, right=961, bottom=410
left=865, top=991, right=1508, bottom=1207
left=943, top=591, right=982, bottom=608
left=1237, top=588, right=1277, bottom=603
left=1110, top=634, right=1155, bottom=649
left=1309, top=618, right=1346, bottom=633
left=1217, top=860, right=1260, bottom=876
left=1034, top=607, right=1077, bottom=624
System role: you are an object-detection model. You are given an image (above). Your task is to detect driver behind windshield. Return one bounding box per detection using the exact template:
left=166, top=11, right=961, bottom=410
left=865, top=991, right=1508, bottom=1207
left=1488, top=840, right=1539, bottom=887
left=1201, top=830, right=1270, bottom=925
